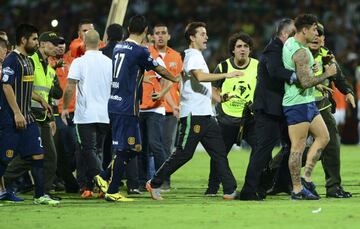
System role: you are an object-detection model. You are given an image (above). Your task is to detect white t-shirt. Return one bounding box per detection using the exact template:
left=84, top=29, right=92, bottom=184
left=180, top=48, right=213, bottom=118
left=68, top=50, right=112, bottom=124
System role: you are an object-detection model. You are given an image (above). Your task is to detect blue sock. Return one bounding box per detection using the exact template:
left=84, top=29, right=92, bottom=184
left=31, top=159, right=44, bottom=198
left=100, top=162, right=112, bottom=180
left=107, top=153, right=126, bottom=194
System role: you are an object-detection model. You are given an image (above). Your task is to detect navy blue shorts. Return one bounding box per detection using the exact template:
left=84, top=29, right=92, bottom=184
left=0, top=122, right=43, bottom=163
left=109, top=113, right=142, bottom=151
left=283, top=102, right=320, bottom=125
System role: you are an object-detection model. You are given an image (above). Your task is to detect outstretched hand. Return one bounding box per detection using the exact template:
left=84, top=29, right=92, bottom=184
left=226, top=71, right=244, bottom=78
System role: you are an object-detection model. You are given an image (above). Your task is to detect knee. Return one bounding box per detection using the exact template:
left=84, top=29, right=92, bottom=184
left=323, top=133, right=330, bottom=146
left=291, top=140, right=306, bottom=153
left=318, top=132, right=330, bottom=148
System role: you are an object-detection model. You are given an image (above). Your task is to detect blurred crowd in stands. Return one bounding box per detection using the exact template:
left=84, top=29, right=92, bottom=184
left=1, top=0, right=360, bottom=143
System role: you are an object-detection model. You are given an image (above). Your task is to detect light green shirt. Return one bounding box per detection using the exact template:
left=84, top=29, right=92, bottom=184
left=282, top=37, right=315, bottom=106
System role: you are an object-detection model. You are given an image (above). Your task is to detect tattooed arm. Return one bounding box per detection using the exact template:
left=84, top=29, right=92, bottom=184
left=292, top=48, right=337, bottom=89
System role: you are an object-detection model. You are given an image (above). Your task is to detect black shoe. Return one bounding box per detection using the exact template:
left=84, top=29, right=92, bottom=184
left=326, top=186, right=352, bottom=198
left=291, top=187, right=320, bottom=200
left=238, top=191, right=263, bottom=201
left=127, top=189, right=142, bottom=195
left=301, top=177, right=319, bottom=197
left=267, top=185, right=292, bottom=196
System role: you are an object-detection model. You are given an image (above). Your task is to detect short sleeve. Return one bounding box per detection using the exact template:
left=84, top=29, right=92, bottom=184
left=139, top=48, right=159, bottom=71
left=67, top=58, right=81, bottom=81
left=184, top=53, right=203, bottom=72
left=1, top=56, right=17, bottom=85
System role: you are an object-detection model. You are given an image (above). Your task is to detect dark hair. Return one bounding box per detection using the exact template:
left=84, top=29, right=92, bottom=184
left=78, top=19, right=93, bottom=30
left=228, top=32, right=253, bottom=56
left=184, top=22, right=206, bottom=44
left=276, top=18, right=293, bottom=36
left=106, top=23, right=123, bottom=41
left=15, top=24, right=38, bottom=46
left=294, top=14, right=318, bottom=32
left=0, top=37, right=7, bottom=48
left=128, top=15, right=148, bottom=35
left=151, top=23, right=168, bottom=35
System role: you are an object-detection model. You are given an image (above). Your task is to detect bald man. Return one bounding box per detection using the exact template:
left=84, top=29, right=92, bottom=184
left=61, top=29, right=112, bottom=198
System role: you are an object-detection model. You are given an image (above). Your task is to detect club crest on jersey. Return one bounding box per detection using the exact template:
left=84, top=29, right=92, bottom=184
left=128, top=137, right=135, bottom=145
left=6, top=150, right=14, bottom=158
left=193, top=125, right=201, bottom=133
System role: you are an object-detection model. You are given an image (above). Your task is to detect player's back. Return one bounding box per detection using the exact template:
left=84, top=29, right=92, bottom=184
left=108, top=40, right=158, bottom=116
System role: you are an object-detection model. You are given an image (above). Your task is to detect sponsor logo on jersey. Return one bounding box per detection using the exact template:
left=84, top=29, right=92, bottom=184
left=110, top=95, right=122, bottom=101
left=23, top=75, right=35, bottom=82
left=111, top=82, right=120, bottom=88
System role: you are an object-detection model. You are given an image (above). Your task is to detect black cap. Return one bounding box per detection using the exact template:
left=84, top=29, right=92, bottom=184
left=317, top=23, right=324, bottom=36
left=39, top=31, right=64, bottom=45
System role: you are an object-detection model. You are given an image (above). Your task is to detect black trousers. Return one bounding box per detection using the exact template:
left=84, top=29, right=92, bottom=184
left=207, top=116, right=257, bottom=192
left=76, top=123, right=109, bottom=189
left=241, top=110, right=290, bottom=195
left=151, top=115, right=237, bottom=194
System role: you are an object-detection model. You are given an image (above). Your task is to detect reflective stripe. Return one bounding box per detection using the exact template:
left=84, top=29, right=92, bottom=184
left=319, top=104, right=332, bottom=112
left=33, top=85, right=51, bottom=92
left=181, top=114, right=192, bottom=149
left=75, top=124, right=82, bottom=144
left=31, top=100, right=43, bottom=108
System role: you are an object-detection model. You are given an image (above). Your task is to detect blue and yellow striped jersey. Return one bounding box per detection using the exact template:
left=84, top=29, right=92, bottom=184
left=0, top=50, right=36, bottom=127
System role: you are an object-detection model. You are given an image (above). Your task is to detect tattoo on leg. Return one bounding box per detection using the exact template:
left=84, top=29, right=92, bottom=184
left=304, top=148, right=323, bottom=179
left=289, top=152, right=302, bottom=187
left=304, top=166, right=312, bottom=178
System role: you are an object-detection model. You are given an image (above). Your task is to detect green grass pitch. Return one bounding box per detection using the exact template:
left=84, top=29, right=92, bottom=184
left=1, top=145, right=359, bottom=228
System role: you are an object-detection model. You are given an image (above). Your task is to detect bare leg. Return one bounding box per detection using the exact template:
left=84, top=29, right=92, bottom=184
left=304, top=115, right=330, bottom=182
left=288, top=122, right=310, bottom=193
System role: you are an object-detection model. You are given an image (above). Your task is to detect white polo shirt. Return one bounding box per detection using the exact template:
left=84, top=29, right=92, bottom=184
left=180, top=48, right=213, bottom=118
left=68, top=50, right=112, bottom=124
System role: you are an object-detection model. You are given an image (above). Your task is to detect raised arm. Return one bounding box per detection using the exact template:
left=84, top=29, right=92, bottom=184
left=190, top=69, right=243, bottom=82
left=266, top=49, right=295, bottom=83
left=293, top=48, right=336, bottom=89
